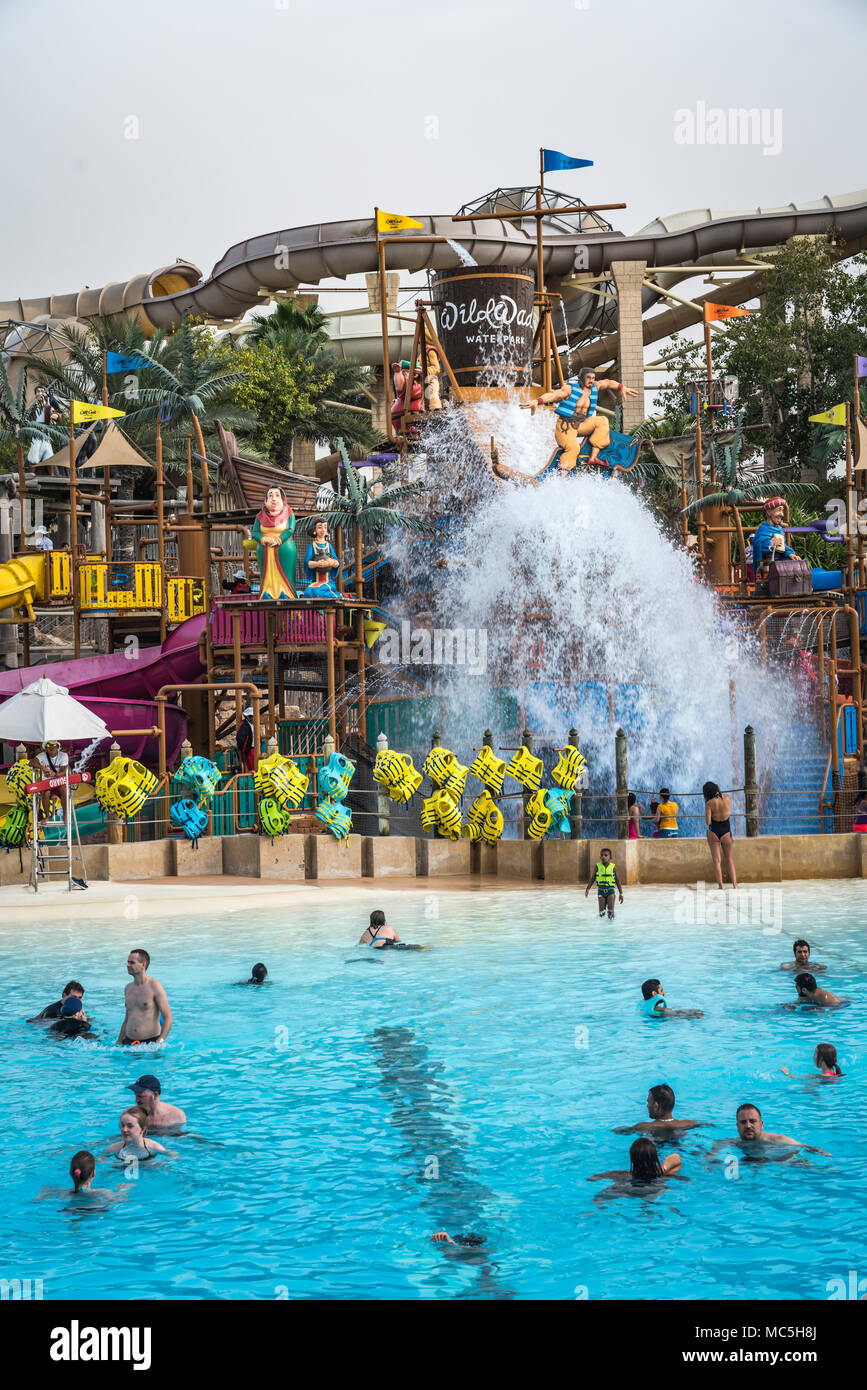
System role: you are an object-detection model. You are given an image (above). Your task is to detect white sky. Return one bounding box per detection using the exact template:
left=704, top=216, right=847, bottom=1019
left=2, top=0, right=864, bottom=305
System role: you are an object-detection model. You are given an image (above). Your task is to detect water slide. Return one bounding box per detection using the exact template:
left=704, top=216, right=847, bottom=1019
left=0, top=613, right=206, bottom=766
left=0, top=554, right=51, bottom=622
left=3, top=191, right=866, bottom=361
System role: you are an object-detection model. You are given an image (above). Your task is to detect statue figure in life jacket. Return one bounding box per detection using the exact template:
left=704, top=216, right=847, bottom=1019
left=521, top=367, right=638, bottom=471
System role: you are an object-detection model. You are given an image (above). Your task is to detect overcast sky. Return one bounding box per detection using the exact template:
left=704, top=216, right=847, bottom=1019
left=2, top=0, right=864, bottom=303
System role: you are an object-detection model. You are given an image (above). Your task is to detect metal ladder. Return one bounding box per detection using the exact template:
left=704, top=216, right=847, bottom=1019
left=29, top=771, right=89, bottom=892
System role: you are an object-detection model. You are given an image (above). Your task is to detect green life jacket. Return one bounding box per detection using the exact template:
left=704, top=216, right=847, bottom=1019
left=595, top=860, right=616, bottom=890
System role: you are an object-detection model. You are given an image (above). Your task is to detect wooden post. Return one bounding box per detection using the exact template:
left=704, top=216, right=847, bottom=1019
left=266, top=607, right=276, bottom=739
left=233, top=612, right=242, bottom=727
left=15, top=438, right=26, bottom=554
left=615, top=727, right=628, bottom=839
left=743, top=725, right=758, bottom=837
left=521, top=727, right=533, bottom=840
left=102, top=351, right=112, bottom=567
left=326, top=607, right=337, bottom=748
left=680, top=451, right=688, bottom=544
left=375, top=210, right=394, bottom=443
left=156, top=417, right=166, bottom=642
left=695, top=415, right=705, bottom=563
left=568, top=725, right=582, bottom=840
left=376, top=730, right=391, bottom=836
left=357, top=605, right=367, bottom=743
left=829, top=658, right=840, bottom=795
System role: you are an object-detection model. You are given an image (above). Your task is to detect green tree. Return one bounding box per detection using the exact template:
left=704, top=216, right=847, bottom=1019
left=652, top=236, right=867, bottom=478
left=298, top=439, right=433, bottom=596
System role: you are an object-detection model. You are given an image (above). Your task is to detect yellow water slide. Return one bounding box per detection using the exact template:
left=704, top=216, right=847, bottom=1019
left=0, top=553, right=50, bottom=622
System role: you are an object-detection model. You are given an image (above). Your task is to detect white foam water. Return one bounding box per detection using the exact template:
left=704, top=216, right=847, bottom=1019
left=386, top=400, right=799, bottom=805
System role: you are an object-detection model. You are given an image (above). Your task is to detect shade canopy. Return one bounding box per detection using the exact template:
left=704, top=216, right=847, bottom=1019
left=0, top=674, right=111, bottom=744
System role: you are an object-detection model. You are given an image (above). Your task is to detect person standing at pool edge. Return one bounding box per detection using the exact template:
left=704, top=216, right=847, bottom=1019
left=655, top=789, right=679, bottom=838
left=703, top=781, right=738, bottom=890
left=585, top=848, right=623, bottom=919
left=118, top=949, right=172, bottom=1046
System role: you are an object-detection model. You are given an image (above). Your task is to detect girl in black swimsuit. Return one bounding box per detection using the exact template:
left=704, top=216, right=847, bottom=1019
left=702, top=781, right=738, bottom=891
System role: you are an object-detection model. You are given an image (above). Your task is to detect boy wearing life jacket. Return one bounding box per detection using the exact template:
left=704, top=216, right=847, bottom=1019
left=585, top=847, right=623, bottom=919
left=521, top=367, right=638, bottom=471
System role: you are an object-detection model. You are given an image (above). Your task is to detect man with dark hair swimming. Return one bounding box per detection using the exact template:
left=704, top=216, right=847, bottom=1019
left=791, top=973, right=847, bottom=1008
left=780, top=939, right=826, bottom=972
left=712, top=1103, right=831, bottom=1157
left=614, top=1084, right=705, bottom=1135
left=28, top=980, right=85, bottom=1022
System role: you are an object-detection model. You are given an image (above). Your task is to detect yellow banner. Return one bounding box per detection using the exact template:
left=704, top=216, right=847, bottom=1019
left=808, top=404, right=847, bottom=427
left=72, top=401, right=126, bottom=423
left=376, top=210, right=423, bottom=234
left=704, top=303, right=750, bottom=322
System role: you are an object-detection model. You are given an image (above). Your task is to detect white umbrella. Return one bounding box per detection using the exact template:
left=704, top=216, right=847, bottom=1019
left=0, top=675, right=110, bottom=744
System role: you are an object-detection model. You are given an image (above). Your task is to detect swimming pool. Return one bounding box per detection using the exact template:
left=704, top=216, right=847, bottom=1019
left=2, top=882, right=865, bottom=1301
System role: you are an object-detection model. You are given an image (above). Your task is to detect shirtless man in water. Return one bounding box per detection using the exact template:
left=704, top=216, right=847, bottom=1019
left=613, top=1084, right=705, bottom=1135
left=117, top=949, right=172, bottom=1046
left=780, top=939, right=826, bottom=973
left=712, top=1103, right=831, bottom=1158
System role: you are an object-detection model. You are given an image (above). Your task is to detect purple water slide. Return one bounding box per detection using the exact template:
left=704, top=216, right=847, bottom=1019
left=0, top=613, right=207, bottom=766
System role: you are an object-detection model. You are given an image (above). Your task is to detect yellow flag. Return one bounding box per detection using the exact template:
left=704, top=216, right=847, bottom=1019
left=808, top=404, right=847, bottom=427
left=376, top=210, right=423, bottom=234
left=72, top=401, right=126, bottom=423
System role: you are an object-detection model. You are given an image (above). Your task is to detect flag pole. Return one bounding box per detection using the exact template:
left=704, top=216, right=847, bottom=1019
left=156, top=414, right=166, bottom=642
left=704, top=309, right=715, bottom=484
left=375, top=208, right=394, bottom=443
left=102, top=349, right=112, bottom=566
left=536, top=150, right=549, bottom=393
left=845, top=401, right=855, bottom=596
left=69, top=405, right=81, bottom=659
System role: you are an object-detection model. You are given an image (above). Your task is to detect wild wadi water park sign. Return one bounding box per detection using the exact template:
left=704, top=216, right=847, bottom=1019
left=432, top=265, right=535, bottom=387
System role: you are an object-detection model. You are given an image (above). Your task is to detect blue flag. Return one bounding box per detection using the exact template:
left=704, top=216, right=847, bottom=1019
left=106, top=350, right=149, bottom=373
left=542, top=150, right=593, bottom=173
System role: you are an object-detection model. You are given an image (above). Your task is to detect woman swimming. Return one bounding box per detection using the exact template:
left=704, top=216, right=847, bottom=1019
left=782, top=1043, right=844, bottom=1080
left=36, top=1150, right=132, bottom=1203
left=103, top=1106, right=172, bottom=1162
left=358, top=910, right=427, bottom=950
left=589, top=1137, right=684, bottom=1187
left=703, top=781, right=738, bottom=890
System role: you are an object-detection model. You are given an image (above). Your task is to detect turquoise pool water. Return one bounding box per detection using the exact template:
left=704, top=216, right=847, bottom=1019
left=2, top=883, right=865, bottom=1301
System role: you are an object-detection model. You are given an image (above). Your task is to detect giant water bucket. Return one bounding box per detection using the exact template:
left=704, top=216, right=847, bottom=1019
left=432, top=264, right=535, bottom=390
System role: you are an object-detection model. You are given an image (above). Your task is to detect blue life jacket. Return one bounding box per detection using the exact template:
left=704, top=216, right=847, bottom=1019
left=556, top=382, right=597, bottom=420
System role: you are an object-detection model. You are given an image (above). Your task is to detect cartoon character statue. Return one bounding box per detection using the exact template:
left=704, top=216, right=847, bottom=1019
left=424, top=345, right=442, bottom=412
left=252, top=486, right=296, bottom=600
left=521, top=367, right=638, bottom=472
left=391, top=360, right=423, bottom=430
left=303, top=515, right=341, bottom=598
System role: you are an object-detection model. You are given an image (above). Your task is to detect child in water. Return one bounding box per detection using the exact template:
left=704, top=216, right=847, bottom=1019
left=640, top=978, right=703, bottom=1020
left=37, top=1151, right=132, bottom=1203
left=782, top=1043, right=844, bottom=1080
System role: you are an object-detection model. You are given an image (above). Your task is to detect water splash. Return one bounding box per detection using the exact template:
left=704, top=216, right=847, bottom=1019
left=383, top=400, right=800, bottom=817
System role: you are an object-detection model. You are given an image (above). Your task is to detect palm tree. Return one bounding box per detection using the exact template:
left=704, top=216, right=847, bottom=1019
left=244, top=300, right=331, bottom=347
left=118, top=313, right=252, bottom=470
left=297, top=439, right=434, bottom=596
left=682, top=411, right=815, bottom=517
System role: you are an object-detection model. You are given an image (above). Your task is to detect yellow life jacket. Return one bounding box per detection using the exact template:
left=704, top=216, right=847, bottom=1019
left=595, top=860, right=616, bottom=890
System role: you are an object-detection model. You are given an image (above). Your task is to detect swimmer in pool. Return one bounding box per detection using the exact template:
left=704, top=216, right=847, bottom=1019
left=613, top=1084, right=705, bottom=1135
left=791, top=973, right=848, bottom=1008
left=780, top=939, right=826, bottom=973
left=36, top=1151, right=132, bottom=1204
left=781, top=1043, right=844, bottom=1080
left=358, top=909, right=427, bottom=950
left=640, top=978, right=703, bottom=1019
left=237, top=963, right=269, bottom=985
left=125, top=1074, right=186, bottom=1128
left=48, top=994, right=97, bottom=1039
left=28, top=979, right=85, bottom=1022
left=103, top=1106, right=173, bottom=1162
left=712, top=1103, right=831, bottom=1157
left=589, top=1137, right=684, bottom=1186
left=430, top=1232, right=487, bottom=1246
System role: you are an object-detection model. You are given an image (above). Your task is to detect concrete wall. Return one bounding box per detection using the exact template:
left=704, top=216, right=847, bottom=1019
left=9, top=832, right=863, bottom=886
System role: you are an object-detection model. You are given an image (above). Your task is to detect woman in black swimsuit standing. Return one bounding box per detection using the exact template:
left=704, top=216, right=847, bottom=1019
left=703, top=781, right=738, bottom=891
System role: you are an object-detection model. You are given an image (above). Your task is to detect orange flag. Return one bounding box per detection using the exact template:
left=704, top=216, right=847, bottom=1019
left=704, top=303, right=750, bottom=322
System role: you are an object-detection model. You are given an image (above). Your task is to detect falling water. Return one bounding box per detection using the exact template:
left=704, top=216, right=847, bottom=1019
left=382, top=400, right=801, bottom=822
left=557, top=300, right=575, bottom=379
left=444, top=238, right=477, bottom=267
